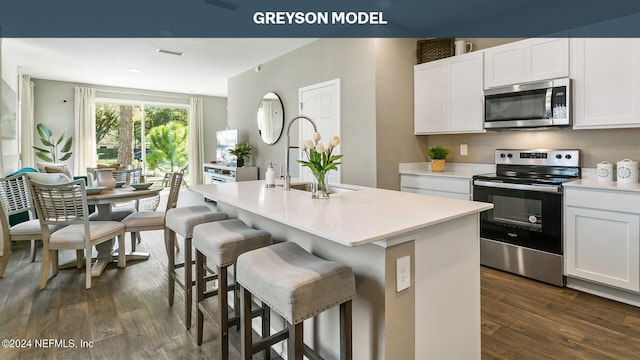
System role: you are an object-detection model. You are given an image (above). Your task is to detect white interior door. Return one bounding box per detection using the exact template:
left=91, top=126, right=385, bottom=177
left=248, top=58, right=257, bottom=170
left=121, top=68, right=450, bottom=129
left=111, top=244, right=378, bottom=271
left=298, top=79, right=341, bottom=184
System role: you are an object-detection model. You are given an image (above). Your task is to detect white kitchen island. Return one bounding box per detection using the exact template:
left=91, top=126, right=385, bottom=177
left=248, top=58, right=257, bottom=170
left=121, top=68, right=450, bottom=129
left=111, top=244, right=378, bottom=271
left=191, top=180, right=492, bottom=360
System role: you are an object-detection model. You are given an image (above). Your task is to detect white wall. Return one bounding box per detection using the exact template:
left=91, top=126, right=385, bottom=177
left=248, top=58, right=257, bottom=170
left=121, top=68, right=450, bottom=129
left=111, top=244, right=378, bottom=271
left=1, top=38, right=20, bottom=175
left=228, top=38, right=379, bottom=187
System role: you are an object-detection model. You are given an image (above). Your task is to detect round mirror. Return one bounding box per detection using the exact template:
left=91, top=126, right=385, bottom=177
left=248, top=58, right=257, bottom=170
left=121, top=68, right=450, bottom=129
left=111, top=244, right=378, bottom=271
left=257, top=92, right=284, bottom=145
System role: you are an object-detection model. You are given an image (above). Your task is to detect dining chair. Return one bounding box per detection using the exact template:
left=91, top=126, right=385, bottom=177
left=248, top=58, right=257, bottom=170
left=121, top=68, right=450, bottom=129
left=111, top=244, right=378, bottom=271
left=0, top=173, right=43, bottom=277
left=120, top=171, right=183, bottom=254
left=29, top=178, right=126, bottom=289
left=112, top=168, right=142, bottom=184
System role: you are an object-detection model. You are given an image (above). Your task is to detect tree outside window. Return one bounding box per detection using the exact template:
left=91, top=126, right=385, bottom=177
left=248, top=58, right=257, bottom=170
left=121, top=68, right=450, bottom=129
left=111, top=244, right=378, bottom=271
left=96, top=102, right=188, bottom=177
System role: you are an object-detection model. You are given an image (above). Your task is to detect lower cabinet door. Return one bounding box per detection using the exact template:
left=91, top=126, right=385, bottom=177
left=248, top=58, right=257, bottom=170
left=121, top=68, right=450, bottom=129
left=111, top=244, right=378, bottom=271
left=565, top=207, right=640, bottom=292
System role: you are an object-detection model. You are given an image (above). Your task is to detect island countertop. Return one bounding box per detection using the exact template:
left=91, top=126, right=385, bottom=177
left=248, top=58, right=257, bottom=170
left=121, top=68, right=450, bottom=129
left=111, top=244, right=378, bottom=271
left=191, top=180, right=493, bottom=247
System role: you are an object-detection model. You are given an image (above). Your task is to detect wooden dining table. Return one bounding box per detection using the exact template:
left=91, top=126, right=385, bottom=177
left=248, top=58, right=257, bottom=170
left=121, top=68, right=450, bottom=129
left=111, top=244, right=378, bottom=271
left=85, top=185, right=163, bottom=276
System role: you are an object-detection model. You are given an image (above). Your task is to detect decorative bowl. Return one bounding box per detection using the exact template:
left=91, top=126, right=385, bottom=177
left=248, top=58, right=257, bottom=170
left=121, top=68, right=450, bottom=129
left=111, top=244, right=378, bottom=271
left=115, top=181, right=126, bottom=188
left=86, top=186, right=107, bottom=195
left=130, top=183, right=153, bottom=190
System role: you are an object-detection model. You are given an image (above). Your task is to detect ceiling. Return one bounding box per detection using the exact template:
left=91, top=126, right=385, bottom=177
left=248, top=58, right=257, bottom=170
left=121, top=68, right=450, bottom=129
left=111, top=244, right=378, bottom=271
left=2, top=38, right=317, bottom=97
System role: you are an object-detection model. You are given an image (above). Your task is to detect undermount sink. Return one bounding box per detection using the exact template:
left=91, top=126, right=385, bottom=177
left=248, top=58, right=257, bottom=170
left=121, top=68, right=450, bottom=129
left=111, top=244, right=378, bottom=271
left=277, top=182, right=356, bottom=194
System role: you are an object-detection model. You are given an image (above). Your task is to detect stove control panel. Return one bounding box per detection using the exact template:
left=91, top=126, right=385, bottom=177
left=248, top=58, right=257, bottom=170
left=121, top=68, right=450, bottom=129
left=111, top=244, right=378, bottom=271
left=495, top=149, right=580, bottom=167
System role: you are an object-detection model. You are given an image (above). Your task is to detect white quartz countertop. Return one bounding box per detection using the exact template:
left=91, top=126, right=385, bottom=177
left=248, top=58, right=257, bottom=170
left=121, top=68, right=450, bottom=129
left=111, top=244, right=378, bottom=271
left=399, top=162, right=495, bottom=179
left=564, top=179, right=640, bottom=193
left=191, top=180, right=493, bottom=247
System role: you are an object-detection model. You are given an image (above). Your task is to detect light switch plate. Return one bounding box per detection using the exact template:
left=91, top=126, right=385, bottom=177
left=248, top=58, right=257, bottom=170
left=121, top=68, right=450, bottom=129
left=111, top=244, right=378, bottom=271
left=396, top=256, right=411, bottom=292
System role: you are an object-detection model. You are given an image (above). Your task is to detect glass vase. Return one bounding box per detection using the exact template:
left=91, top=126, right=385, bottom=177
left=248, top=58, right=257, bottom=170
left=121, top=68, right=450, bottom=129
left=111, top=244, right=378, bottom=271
left=312, top=175, right=330, bottom=199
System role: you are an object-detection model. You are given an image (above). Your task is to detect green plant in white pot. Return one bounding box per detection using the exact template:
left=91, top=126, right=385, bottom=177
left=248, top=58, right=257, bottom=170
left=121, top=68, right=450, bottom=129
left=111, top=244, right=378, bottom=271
left=32, top=123, right=73, bottom=163
left=428, top=145, right=450, bottom=172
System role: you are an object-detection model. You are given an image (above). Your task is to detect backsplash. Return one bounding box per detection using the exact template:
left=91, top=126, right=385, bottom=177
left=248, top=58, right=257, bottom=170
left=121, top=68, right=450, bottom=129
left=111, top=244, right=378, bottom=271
left=424, top=127, right=640, bottom=169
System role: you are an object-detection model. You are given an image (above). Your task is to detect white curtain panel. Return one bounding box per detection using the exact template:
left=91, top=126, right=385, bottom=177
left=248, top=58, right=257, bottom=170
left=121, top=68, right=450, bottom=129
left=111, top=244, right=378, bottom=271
left=19, top=75, right=35, bottom=169
left=74, top=87, right=97, bottom=175
left=188, top=97, right=204, bottom=186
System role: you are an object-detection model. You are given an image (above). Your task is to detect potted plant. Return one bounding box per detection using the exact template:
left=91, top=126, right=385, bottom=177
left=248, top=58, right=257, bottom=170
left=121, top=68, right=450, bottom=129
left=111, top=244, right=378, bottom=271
left=228, top=143, right=253, bottom=167
left=32, top=123, right=73, bottom=163
left=427, top=145, right=450, bottom=172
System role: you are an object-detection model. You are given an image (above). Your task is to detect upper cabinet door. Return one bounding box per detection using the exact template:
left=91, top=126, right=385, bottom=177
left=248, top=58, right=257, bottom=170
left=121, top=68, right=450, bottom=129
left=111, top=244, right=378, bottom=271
left=448, top=52, right=484, bottom=132
left=571, top=38, right=640, bottom=129
left=570, top=15, right=640, bottom=129
left=414, top=61, right=447, bottom=134
left=484, top=38, right=569, bottom=89
left=524, top=38, right=569, bottom=82
left=484, top=42, right=524, bottom=88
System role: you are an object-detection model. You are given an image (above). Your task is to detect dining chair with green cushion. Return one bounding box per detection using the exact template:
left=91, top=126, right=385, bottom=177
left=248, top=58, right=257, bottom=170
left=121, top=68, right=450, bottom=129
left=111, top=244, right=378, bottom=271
left=121, top=172, right=183, bottom=254
left=0, top=173, right=44, bottom=277
left=29, top=178, right=126, bottom=290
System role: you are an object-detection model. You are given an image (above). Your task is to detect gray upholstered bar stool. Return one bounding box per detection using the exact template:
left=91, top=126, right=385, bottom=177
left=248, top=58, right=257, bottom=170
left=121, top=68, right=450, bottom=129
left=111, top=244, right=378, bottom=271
left=193, top=219, right=272, bottom=359
left=237, top=242, right=357, bottom=360
left=165, top=205, right=228, bottom=329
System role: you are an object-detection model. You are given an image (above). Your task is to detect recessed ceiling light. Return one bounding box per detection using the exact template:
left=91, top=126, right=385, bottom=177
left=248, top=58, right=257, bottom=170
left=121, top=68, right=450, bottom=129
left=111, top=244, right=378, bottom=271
left=157, top=48, right=186, bottom=56
left=129, top=68, right=141, bottom=73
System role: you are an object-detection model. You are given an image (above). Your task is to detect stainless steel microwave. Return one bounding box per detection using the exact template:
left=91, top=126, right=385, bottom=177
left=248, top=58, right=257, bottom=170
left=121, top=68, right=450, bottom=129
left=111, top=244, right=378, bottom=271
left=484, top=78, right=571, bottom=130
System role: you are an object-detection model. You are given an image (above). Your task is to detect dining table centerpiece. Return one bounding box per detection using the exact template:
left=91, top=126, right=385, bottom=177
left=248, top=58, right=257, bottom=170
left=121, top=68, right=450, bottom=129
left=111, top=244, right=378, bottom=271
left=297, top=132, right=342, bottom=199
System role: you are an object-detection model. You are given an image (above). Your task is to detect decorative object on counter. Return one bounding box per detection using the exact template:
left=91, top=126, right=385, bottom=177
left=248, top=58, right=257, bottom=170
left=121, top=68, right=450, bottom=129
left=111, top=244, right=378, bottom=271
left=94, top=168, right=117, bottom=190
left=297, top=132, right=343, bottom=199
left=455, top=39, right=473, bottom=55
left=428, top=145, right=450, bottom=172
left=616, top=159, right=638, bottom=184
left=265, top=161, right=275, bottom=188
left=32, top=123, right=73, bottom=163
left=416, top=38, right=454, bottom=64
left=228, top=143, right=253, bottom=167
left=596, top=161, right=613, bottom=183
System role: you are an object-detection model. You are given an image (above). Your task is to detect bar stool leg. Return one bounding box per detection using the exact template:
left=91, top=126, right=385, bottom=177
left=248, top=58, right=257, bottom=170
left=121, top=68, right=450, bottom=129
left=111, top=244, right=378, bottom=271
left=288, top=323, right=304, bottom=360
left=185, top=236, right=193, bottom=329
left=340, top=300, right=353, bottom=360
left=234, top=263, right=240, bottom=331
left=196, top=250, right=205, bottom=345
left=240, top=286, right=253, bottom=360
left=218, top=265, right=229, bottom=360
left=167, top=228, right=176, bottom=307
left=262, top=304, right=271, bottom=360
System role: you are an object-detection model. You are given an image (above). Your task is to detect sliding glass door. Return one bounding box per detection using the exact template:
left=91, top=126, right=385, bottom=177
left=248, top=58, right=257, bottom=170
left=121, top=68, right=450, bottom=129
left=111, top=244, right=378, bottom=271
left=96, top=101, right=188, bottom=179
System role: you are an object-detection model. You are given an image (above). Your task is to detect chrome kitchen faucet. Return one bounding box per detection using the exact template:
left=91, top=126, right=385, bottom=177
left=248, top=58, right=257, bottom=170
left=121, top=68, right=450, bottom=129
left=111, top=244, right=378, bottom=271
left=283, top=115, right=317, bottom=190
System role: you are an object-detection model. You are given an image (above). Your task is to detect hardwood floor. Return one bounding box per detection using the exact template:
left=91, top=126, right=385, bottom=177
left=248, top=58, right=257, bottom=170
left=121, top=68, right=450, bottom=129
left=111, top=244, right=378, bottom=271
left=1, top=189, right=640, bottom=359
left=481, top=267, right=640, bottom=360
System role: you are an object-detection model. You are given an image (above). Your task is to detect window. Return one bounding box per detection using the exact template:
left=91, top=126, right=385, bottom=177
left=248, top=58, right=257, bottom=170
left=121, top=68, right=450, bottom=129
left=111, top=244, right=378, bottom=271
left=96, top=101, right=189, bottom=178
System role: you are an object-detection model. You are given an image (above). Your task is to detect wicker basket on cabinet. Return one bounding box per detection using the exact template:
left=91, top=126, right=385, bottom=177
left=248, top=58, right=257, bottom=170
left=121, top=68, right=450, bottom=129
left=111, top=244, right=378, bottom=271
left=416, top=38, right=454, bottom=64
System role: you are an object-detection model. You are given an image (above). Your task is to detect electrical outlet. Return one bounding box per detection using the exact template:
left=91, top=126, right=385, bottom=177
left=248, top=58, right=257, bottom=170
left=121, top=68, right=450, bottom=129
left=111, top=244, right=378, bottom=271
left=460, top=144, right=468, bottom=156
left=396, top=256, right=411, bottom=292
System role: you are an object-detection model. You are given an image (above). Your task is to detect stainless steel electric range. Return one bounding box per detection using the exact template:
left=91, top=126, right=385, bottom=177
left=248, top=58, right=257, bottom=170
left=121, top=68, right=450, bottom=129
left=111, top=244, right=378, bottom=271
left=472, top=149, right=580, bottom=286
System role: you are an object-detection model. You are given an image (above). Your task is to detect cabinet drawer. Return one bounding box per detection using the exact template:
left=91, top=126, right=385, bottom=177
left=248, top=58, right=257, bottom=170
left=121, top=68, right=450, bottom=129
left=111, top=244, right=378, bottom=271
left=401, top=174, right=470, bottom=194
left=565, top=188, right=640, bottom=213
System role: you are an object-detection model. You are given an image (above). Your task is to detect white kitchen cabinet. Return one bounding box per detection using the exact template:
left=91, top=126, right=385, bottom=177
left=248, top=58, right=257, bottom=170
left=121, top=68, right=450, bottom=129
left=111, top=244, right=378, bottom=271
left=203, top=163, right=258, bottom=184
left=414, top=51, right=484, bottom=134
left=400, top=173, right=471, bottom=200
left=564, top=187, right=640, bottom=292
left=570, top=38, right=640, bottom=129
left=484, top=38, right=569, bottom=89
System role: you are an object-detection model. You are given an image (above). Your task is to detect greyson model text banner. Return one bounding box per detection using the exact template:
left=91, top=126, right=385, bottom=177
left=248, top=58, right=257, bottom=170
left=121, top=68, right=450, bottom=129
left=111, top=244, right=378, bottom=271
left=2, top=0, right=640, bottom=37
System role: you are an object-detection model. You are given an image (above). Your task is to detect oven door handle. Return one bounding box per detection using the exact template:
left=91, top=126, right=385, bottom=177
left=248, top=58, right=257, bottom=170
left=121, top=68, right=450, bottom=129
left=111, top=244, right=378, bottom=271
left=473, top=180, right=561, bottom=193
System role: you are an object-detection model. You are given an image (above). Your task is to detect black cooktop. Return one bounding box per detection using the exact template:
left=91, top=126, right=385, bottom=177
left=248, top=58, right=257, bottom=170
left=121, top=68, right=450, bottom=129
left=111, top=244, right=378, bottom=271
left=474, top=164, right=581, bottom=185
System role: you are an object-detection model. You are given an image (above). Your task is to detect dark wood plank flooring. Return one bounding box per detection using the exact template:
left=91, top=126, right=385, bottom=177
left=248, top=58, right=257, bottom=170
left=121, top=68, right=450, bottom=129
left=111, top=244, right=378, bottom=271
left=481, top=267, right=640, bottom=360
left=1, top=190, right=640, bottom=359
